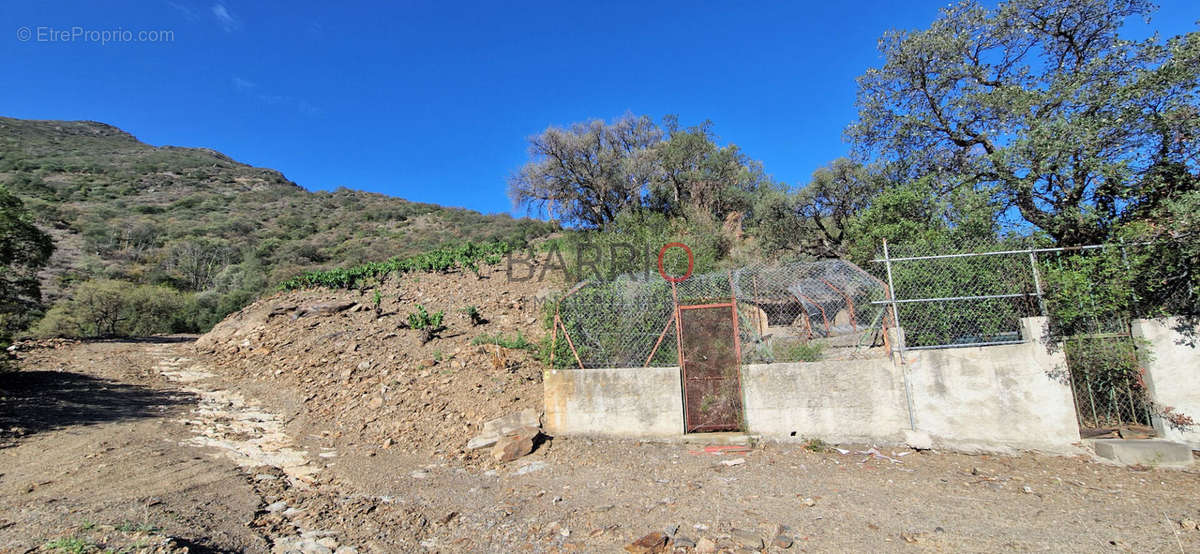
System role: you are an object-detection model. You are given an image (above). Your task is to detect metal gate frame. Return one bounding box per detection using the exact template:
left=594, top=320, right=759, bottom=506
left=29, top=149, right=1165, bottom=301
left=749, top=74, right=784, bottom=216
left=676, top=299, right=745, bottom=433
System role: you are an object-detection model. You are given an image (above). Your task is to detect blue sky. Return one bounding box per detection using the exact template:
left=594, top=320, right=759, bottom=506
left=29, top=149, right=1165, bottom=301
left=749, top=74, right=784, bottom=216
left=3, top=1, right=1196, bottom=217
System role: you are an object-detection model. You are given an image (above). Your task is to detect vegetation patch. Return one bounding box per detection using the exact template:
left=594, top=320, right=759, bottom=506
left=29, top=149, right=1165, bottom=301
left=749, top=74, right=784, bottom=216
left=278, top=241, right=514, bottom=291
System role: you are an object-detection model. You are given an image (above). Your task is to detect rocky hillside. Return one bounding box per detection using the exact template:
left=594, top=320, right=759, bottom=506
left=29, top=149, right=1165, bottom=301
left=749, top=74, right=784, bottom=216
left=195, top=259, right=562, bottom=464
left=0, top=116, right=556, bottom=327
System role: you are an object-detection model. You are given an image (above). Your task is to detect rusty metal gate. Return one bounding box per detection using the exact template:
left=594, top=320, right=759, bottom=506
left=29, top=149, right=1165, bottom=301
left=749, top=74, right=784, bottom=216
left=678, top=302, right=744, bottom=433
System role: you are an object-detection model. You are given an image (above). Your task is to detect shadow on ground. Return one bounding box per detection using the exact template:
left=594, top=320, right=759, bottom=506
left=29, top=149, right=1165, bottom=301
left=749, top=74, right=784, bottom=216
left=0, top=371, right=194, bottom=444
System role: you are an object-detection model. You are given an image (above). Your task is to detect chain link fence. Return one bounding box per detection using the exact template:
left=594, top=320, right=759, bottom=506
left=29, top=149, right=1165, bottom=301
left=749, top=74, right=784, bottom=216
left=870, top=240, right=1188, bottom=434
left=552, top=259, right=889, bottom=369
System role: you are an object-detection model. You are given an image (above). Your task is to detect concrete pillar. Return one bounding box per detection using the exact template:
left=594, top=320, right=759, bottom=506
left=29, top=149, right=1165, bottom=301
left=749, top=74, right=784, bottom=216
left=1132, top=317, right=1200, bottom=448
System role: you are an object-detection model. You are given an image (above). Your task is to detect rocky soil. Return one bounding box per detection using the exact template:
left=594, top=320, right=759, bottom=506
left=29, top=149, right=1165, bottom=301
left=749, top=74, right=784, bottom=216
left=196, top=263, right=557, bottom=468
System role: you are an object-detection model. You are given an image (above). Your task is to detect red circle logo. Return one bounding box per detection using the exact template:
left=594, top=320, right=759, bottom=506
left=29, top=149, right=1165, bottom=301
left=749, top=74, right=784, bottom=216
left=657, top=242, right=694, bottom=283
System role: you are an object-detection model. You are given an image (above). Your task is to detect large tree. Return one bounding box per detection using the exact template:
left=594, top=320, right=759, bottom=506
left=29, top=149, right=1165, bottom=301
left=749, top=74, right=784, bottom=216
left=509, top=114, right=780, bottom=228
left=0, top=184, right=54, bottom=342
left=650, top=116, right=776, bottom=221
left=508, top=113, right=663, bottom=227
left=849, top=0, right=1199, bottom=245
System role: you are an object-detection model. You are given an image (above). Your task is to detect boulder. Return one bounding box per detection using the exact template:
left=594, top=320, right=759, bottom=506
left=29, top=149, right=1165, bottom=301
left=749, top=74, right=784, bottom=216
left=491, top=434, right=534, bottom=463
left=468, top=409, right=541, bottom=450
left=482, top=408, right=541, bottom=437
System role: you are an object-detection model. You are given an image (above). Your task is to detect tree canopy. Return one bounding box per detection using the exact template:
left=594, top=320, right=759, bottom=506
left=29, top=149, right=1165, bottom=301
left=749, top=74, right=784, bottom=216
left=848, top=0, right=1199, bottom=245
left=0, top=184, right=54, bottom=342
left=508, top=114, right=781, bottom=228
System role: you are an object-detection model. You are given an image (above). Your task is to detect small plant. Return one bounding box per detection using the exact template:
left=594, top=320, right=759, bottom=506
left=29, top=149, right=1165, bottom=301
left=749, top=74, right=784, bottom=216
left=407, top=304, right=445, bottom=344
left=43, top=537, right=94, bottom=553
left=461, top=305, right=487, bottom=326
left=371, top=289, right=383, bottom=314
left=433, top=350, right=443, bottom=362
left=802, top=437, right=833, bottom=453
left=779, top=341, right=824, bottom=363
left=114, top=520, right=160, bottom=533
left=1158, top=405, right=1196, bottom=431
left=472, top=332, right=536, bottom=351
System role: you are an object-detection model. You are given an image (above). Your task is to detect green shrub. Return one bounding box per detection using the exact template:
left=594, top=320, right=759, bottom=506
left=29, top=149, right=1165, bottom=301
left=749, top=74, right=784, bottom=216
left=29, top=279, right=187, bottom=338
left=406, top=304, right=445, bottom=344
left=461, top=305, right=486, bottom=326
left=472, top=332, right=536, bottom=351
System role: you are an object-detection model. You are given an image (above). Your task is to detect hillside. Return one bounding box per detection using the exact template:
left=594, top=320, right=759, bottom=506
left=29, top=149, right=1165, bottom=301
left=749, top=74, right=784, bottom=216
left=0, top=116, right=556, bottom=332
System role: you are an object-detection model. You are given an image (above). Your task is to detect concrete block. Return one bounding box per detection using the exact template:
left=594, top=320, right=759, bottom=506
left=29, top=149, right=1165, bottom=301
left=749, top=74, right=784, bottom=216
left=1092, top=439, right=1194, bottom=467
left=903, top=430, right=932, bottom=450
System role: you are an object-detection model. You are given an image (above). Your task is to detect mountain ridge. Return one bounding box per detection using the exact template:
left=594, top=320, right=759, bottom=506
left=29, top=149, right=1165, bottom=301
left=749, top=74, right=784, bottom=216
left=0, top=116, right=556, bottom=332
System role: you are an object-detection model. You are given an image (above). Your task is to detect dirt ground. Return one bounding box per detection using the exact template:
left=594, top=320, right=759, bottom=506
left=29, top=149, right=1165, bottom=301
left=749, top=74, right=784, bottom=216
left=3, top=338, right=1200, bottom=553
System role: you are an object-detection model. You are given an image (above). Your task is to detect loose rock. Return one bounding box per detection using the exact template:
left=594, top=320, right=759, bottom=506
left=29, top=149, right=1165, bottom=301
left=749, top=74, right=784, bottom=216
left=624, top=531, right=668, bottom=553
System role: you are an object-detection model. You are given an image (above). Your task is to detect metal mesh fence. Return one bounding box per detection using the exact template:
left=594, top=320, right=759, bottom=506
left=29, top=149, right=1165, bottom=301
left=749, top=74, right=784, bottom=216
left=872, top=242, right=1042, bottom=349
left=871, top=240, right=1184, bottom=434
left=553, top=259, right=889, bottom=368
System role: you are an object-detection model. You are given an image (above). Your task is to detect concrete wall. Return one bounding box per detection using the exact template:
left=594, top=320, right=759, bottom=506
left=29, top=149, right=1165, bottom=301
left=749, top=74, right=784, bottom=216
left=740, top=358, right=908, bottom=444
left=543, top=318, right=1083, bottom=452
left=1133, top=317, right=1200, bottom=448
left=543, top=366, right=683, bottom=438
left=905, top=317, right=1080, bottom=451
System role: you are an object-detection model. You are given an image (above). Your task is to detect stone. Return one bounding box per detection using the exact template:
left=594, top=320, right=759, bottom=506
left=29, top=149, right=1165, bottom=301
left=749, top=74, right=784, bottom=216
left=1181, top=518, right=1198, bottom=531
left=266, top=501, right=287, bottom=513
left=469, top=410, right=542, bottom=451
left=624, top=531, right=668, bottom=553
left=466, top=435, right=499, bottom=450
left=904, top=429, right=933, bottom=450
left=664, top=524, right=679, bottom=537
left=773, top=534, right=794, bottom=548
left=512, top=461, right=548, bottom=475
left=1092, top=439, right=1194, bottom=467
left=731, top=528, right=762, bottom=549
left=672, top=536, right=696, bottom=549
left=694, top=537, right=717, bottom=553
left=292, top=301, right=356, bottom=319
left=481, top=408, right=541, bottom=437
left=334, top=547, right=359, bottom=554
left=492, top=434, right=534, bottom=463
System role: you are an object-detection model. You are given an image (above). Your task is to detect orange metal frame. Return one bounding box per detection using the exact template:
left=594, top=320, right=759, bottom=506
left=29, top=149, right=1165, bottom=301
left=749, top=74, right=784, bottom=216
left=676, top=272, right=745, bottom=433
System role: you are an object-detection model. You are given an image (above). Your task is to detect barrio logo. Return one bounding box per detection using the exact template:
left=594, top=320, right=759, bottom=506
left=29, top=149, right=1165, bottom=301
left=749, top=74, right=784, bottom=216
left=506, top=242, right=694, bottom=283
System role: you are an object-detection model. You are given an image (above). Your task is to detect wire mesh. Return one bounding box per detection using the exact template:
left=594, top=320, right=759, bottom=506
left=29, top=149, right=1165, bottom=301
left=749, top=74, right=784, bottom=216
left=872, top=242, right=1042, bottom=349
left=555, top=259, right=888, bottom=368
left=872, top=241, right=1179, bottom=433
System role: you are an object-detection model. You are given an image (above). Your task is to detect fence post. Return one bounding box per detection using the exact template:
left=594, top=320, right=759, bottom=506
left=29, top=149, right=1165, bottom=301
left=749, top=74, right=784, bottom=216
left=1028, top=251, right=1047, bottom=317
left=881, top=239, right=905, bottom=360
left=882, top=239, right=916, bottom=431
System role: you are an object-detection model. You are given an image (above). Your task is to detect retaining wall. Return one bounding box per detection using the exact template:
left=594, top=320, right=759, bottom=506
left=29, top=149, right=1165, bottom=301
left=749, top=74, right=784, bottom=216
left=1133, top=317, right=1200, bottom=449
left=905, top=317, right=1079, bottom=451
left=543, top=366, right=683, bottom=438
left=543, top=317, right=1081, bottom=451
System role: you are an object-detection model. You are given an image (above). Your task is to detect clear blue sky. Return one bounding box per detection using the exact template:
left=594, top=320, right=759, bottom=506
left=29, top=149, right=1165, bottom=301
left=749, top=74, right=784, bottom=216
left=3, top=1, right=1196, bottom=216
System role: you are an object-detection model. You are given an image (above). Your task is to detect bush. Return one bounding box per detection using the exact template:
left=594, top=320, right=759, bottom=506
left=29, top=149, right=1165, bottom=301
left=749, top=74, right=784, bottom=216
left=406, top=304, right=445, bottom=344
left=29, top=279, right=187, bottom=338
